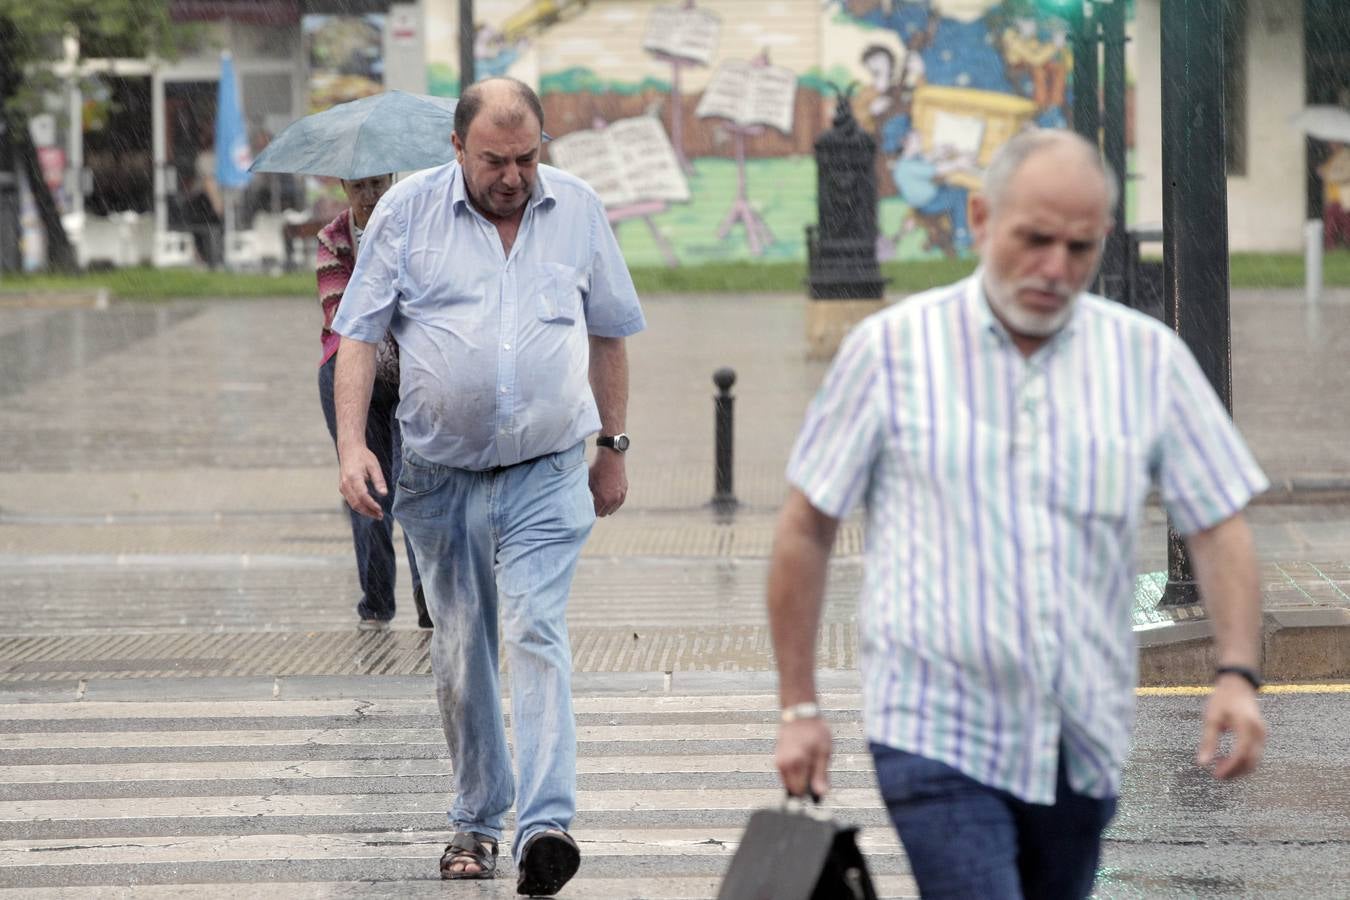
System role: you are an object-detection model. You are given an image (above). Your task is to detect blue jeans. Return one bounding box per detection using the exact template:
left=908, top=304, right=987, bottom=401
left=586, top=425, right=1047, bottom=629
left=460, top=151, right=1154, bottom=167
left=318, top=357, right=421, bottom=621
left=870, top=743, right=1116, bottom=899
left=393, top=442, right=594, bottom=862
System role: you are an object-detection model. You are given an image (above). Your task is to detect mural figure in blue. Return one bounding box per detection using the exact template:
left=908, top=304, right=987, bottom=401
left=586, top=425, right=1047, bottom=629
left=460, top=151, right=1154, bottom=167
left=889, top=120, right=979, bottom=257
left=842, top=0, right=1012, bottom=92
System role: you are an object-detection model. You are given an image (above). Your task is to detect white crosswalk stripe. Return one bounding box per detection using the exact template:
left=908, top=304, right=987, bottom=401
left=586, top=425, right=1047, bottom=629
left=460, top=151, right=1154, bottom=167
left=0, top=687, right=915, bottom=898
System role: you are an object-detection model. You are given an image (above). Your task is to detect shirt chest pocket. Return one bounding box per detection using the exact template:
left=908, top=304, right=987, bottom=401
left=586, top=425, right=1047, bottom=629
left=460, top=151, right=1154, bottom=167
left=1054, top=432, right=1149, bottom=523
left=536, top=262, right=586, bottom=325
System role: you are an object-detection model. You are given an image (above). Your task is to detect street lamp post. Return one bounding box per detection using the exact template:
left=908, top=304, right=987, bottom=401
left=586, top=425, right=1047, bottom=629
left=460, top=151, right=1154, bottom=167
left=1159, top=0, right=1232, bottom=606
left=459, top=0, right=475, bottom=91
left=1060, top=1, right=1129, bottom=301
left=1068, top=1, right=1099, bottom=147
left=1099, top=0, right=1128, bottom=301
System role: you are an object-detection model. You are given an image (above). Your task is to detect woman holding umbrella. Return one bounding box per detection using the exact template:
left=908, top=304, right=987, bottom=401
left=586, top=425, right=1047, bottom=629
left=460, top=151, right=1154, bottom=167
left=316, top=173, right=431, bottom=630
left=252, top=92, right=463, bottom=631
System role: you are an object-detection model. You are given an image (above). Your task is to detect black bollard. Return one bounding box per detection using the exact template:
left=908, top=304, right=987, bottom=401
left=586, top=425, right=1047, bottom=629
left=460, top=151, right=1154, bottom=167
left=713, top=367, right=737, bottom=510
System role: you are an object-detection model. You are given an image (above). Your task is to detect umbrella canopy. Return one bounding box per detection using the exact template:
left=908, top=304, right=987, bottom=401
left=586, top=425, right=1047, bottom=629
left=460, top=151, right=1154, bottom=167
left=1290, top=106, right=1350, bottom=144
left=250, top=90, right=459, bottom=180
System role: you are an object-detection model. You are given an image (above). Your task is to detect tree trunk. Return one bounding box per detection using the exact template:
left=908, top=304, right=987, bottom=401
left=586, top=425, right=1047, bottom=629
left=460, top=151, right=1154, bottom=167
left=0, top=17, right=20, bottom=273
left=11, top=113, right=78, bottom=272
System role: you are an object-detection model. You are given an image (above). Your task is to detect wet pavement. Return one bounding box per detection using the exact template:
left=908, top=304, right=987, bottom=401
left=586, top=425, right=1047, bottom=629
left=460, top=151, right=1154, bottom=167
left=0, top=288, right=1347, bottom=673
left=0, top=287, right=1347, bottom=896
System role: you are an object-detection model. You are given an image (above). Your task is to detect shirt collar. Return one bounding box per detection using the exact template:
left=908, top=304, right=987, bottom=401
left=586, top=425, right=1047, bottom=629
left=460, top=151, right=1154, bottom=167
left=450, top=162, right=558, bottom=217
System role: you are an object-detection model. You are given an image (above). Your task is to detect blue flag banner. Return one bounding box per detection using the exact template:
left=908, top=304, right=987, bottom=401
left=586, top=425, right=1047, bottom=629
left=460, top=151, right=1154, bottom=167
left=215, top=52, right=252, bottom=189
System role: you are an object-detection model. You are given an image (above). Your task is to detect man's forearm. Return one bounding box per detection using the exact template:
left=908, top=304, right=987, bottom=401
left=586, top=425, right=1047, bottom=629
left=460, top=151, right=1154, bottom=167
left=768, top=490, right=839, bottom=706
left=588, top=335, right=628, bottom=434
left=1186, top=513, right=1263, bottom=669
left=334, top=337, right=378, bottom=455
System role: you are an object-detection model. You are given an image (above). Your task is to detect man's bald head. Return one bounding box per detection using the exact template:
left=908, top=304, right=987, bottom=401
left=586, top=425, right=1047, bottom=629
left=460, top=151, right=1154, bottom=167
left=453, top=77, right=545, bottom=145
left=981, top=129, right=1118, bottom=216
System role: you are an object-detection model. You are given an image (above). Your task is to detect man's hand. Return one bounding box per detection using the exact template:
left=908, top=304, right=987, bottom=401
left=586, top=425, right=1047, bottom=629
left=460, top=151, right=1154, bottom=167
left=589, top=448, right=628, bottom=516
left=333, top=337, right=381, bottom=518
left=775, top=718, right=833, bottom=800
left=1185, top=514, right=1265, bottom=779
left=339, top=444, right=387, bottom=520
left=1197, top=676, right=1266, bottom=779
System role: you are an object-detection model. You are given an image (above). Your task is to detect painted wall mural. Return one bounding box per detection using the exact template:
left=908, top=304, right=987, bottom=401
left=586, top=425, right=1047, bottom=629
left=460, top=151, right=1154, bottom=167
left=424, top=0, right=1119, bottom=267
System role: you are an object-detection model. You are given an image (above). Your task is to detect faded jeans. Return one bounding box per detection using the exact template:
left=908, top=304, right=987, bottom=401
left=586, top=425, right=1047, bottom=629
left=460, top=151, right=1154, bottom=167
left=393, top=441, right=594, bottom=862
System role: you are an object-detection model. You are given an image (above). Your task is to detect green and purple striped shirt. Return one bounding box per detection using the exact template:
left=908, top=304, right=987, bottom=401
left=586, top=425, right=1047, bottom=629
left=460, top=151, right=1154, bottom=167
left=788, top=274, right=1267, bottom=804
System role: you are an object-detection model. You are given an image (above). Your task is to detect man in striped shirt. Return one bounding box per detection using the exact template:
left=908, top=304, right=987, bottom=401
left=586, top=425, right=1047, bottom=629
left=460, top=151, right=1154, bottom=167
left=769, top=129, right=1268, bottom=898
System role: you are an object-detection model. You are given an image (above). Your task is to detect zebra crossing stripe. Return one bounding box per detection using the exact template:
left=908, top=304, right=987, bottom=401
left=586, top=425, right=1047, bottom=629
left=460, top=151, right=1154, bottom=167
left=0, top=689, right=913, bottom=897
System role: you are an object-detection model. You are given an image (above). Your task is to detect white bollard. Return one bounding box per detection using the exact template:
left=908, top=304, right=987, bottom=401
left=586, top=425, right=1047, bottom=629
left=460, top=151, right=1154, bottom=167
left=1304, top=218, right=1324, bottom=304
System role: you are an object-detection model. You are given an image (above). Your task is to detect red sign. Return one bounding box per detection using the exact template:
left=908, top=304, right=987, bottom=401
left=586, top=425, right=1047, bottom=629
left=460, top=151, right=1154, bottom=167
left=37, top=146, right=66, bottom=193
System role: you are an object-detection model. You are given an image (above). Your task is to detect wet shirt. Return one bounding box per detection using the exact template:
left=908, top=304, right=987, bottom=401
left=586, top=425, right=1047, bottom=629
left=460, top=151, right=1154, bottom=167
left=787, top=274, right=1267, bottom=805
left=331, top=162, right=645, bottom=469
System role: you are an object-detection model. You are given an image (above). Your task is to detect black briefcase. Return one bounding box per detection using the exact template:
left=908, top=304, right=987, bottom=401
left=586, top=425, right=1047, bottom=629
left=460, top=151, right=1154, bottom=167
left=716, top=797, right=878, bottom=900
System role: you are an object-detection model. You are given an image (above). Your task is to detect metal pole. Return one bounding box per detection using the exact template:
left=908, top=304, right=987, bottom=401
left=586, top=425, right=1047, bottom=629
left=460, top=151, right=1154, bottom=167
left=1159, top=0, right=1231, bottom=607
left=1070, top=1, right=1099, bottom=145
left=713, top=367, right=737, bottom=510
left=1100, top=0, right=1128, bottom=302
left=151, top=63, right=167, bottom=267
left=1305, top=219, right=1324, bottom=305
left=458, top=0, right=475, bottom=91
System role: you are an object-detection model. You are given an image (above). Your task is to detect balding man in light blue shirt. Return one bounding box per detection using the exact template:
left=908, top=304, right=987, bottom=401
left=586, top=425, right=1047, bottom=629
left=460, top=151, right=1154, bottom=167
left=331, top=78, right=643, bottom=895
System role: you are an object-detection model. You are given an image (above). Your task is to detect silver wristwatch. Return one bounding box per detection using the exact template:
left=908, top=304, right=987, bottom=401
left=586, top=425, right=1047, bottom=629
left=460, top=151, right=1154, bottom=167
left=596, top=433, right=630, bottom=453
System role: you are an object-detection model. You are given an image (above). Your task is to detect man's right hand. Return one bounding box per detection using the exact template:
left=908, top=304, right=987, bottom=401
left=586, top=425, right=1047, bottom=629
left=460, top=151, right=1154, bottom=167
left=339, top=445, right=387, bottom=520
left=775, top=718, right=833, bottom=800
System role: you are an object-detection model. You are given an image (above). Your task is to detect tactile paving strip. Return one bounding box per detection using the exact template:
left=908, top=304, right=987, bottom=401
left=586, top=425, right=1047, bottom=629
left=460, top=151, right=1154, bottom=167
left=0, top=624, right=860, bottom=681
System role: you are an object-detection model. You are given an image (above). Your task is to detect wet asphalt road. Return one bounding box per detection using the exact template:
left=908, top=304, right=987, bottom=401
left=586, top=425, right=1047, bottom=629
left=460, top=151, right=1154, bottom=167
left=1101, top=691, right=1350, bottom=899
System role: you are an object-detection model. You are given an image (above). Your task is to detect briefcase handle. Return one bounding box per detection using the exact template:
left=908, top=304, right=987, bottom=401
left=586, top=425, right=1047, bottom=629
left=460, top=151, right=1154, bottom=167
left=780, top=790, right=836, bottom=822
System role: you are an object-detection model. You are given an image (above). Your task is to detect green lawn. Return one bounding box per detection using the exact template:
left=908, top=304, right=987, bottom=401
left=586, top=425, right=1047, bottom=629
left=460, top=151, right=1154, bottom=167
left=1, top=252, right=1348, bottom=300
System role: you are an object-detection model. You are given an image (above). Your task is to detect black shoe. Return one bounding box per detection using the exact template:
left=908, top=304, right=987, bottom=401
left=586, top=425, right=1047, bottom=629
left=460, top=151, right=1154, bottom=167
left=414, top=585, right=433, bottom=629
left=516, top=830, right=579, bottom=896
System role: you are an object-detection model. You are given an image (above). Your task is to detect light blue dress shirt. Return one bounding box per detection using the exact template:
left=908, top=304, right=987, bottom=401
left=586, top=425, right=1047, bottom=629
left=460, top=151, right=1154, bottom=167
left=788, top=274, right=1267, bottom=805
left=331, top=162, right=645, bottom=470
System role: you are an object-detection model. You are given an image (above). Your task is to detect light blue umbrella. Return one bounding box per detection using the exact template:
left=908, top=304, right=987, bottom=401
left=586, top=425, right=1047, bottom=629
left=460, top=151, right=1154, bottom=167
left=249, top=90, right=460, bottom=180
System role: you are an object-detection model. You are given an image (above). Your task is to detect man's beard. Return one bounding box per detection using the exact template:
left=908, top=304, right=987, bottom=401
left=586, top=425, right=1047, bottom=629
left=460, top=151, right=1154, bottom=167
left=984, top=273, right=1080, bottom=338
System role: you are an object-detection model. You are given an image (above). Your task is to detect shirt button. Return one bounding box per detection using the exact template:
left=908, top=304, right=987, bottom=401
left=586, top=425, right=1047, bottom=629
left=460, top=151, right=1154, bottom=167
left=503, top=343, right=511, bottom=350
left=500, top=386, right=509, bottom=393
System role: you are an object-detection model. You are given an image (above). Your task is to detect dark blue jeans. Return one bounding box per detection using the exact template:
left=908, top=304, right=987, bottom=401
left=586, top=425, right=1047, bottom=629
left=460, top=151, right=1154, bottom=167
left=870, top=742, right=1116, bottom=900
left=318, top=356, right=421, bottom=621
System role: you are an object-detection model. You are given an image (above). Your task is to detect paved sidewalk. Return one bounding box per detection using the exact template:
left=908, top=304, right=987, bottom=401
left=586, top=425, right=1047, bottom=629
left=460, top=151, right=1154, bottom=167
left=0, top=287, right=1347, bottom=897
left=0, top=288, right=1346, bottom=683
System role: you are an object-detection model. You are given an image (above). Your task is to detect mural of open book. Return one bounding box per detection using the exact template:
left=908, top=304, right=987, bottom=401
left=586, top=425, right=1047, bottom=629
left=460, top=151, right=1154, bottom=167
left=547, top=115, right=691, bottom=266
left=694, top=59, right=798, bottom=136
left=642, top=3, right=722, bottom=67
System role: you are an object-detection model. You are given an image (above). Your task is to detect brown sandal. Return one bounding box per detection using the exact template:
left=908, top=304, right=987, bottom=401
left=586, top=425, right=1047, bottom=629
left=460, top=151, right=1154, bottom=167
left=440, top=831, right=498, bottom=880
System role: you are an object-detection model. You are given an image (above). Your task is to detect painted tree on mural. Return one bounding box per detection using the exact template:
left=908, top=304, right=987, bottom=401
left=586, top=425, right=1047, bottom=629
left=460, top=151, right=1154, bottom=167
left=0, top=0, right=185, bottom=270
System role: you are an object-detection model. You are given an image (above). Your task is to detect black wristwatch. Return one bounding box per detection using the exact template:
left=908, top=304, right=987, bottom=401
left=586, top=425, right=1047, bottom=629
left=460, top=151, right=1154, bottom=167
left=1214, top=665, right=1263, bottom=691
left=596, top=433, right=630, bottom=453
